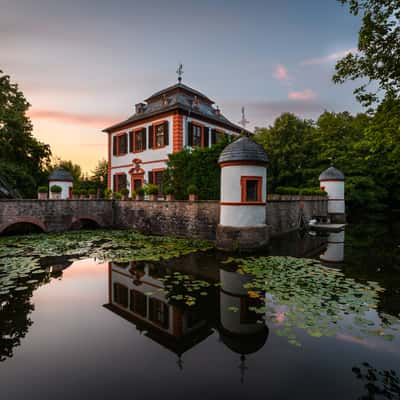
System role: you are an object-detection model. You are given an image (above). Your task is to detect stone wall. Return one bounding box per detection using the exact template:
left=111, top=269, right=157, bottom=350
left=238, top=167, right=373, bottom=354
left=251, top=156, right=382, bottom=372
left=114, top=200, right=220, bottom=240
left=266, top=195, right=328, bottom=237
left=0, top=196, right=327, bottom=240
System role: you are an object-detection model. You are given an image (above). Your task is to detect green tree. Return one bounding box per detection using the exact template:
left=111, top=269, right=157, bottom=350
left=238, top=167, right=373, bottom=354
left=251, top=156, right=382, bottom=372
left=0, top=70, right=51, bottom=197
left=90, top=158, right=108, bottom=193
left=164, top=138, right=232, bottom=200
left=333, top=0, right=400, bottom=106
left=254, top=113, right=316, bottom=191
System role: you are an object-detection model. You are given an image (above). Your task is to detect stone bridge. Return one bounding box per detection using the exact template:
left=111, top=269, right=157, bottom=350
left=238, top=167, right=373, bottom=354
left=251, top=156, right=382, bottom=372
left=0, top=200, right=114, bottom=234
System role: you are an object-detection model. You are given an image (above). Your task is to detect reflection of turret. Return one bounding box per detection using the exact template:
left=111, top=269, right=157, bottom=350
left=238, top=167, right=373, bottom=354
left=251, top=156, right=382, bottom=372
left=219, top=268, right=268, bottom=382
left=320, top=230, right=345, bottom=264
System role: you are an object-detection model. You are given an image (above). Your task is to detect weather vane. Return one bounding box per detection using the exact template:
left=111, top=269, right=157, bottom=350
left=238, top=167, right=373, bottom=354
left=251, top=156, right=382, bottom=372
left=238, top=106, right=249, bottom=133
left=176, top=63, right=183, bottom=83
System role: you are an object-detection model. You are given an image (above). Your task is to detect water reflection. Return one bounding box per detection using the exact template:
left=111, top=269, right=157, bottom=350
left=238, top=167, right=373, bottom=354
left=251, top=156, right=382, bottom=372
left=319, top=230, right=345, bottom=265
left=104, top=260, right=269, bottom=377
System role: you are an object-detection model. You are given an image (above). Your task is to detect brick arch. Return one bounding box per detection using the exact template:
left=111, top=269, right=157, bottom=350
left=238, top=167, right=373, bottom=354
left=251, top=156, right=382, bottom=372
left=0, top=217, right=47, bottom=234
left=69, top=214, right=104, bottom=229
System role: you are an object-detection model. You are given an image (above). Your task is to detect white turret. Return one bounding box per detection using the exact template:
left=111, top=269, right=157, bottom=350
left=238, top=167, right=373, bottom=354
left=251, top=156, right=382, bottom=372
left=216, top=136, right=269, bottom=250
left=320, top=230, right=345, bottom=264
left=319, top=166, right=345, bottom=223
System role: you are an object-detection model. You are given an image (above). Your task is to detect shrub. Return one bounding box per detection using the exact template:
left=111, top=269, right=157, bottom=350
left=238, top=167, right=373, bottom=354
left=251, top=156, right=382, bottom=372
left=275, top=187, right=300, bottom=195
left=80, top=189, right=87, bottom=196
left=72, top=188, right=80, bottom=195
left=136, top=186, right=145, bottom=196
left=104, top=188, right=112, bottom=199
left=299, top=188, right=328, bottom=196
left=37, top=186, right=48, bottom=193
left=88, top=188, right=97, bottom=195
left=120, top=188, right=129, bottom=195
left=50, top=185, right=62, bottom=193
left=164, top=185, right=174, bottom=195
left=114, top=192, right=122, bottom=200
left=131, top=190, right=136, bottom=198
left=187, top=184, right=198, bottom=195
left=144, top=184, right=158, bottom=195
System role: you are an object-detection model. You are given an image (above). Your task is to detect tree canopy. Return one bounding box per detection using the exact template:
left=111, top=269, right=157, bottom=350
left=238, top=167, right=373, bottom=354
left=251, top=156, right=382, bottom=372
left=0, top=70, right=51, bottom=197
left=333, top=0, right=400, bottom=106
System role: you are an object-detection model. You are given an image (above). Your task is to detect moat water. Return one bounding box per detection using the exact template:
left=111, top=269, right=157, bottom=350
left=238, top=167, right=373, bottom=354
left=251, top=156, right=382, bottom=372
left=0, top=221, right=399, bottom=400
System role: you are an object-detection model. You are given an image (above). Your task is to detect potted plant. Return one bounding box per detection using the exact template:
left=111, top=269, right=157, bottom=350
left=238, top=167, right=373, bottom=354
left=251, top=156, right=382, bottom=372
left=187, top=184, right=198, bottom=201
left=164, top=185, right=174, bottom=201
left=37, top=186, right=48, bottom=200
left=120, top=187, right=129, bottom=200
left=145, top=184, right=158, bottom=201
left=88, top=188, right=97, bottom=199
left=71, top=188, right=80, bottom=199
left=104, top=188, right=112, bottom=200
left=135, top=186, right=145, bottom=200
left=50, top=184, right=62, bottom=200
left=79, top=188, right=88, bottom=200
left=114, top=191, right=122, bottom=200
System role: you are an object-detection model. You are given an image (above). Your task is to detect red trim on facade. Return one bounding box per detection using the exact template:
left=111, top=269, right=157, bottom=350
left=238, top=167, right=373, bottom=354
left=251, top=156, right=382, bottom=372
left=327, top=198, right=345, bottom=201
left=220, top=202, right=266, bottom=206
left=240, top=176, right=262, bottom=203
left=151, top=120, right=168, bottom=149
left=132, top=127, right=145, bottom=153
left=111, top=159, right=168, bottom=170
left=173, top=113, right=183, bottom=153
left=48, top=179, right=73, bottom=183
left=220, top=160, right=268, bottom=167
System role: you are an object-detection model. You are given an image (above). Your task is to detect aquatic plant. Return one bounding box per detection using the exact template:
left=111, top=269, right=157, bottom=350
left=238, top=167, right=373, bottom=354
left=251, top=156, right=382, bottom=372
left=224, top=256, right=400, bottom=346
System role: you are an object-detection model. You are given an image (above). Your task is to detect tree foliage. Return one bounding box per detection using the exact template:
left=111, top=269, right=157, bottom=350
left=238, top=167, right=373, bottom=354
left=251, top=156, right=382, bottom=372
left=333, top=0, right=400, bottom=106
left=49, top=159, right=82, bottom=183
left=164, top=138, right=232, bottom=200
left=0, top=70, right=51, bottom=197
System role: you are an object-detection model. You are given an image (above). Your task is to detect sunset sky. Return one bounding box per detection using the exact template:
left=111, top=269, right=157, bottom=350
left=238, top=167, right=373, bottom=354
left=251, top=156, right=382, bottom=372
left=1, top=0, right=363, bottom=172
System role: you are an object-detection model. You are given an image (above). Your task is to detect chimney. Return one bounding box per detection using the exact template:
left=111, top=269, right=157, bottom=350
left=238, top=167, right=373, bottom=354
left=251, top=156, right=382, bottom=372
left=135, top=103, right=146, bottom=113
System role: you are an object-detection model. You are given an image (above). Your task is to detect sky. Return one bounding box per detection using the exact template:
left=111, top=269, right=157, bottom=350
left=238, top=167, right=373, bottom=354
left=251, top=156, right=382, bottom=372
left=1, top=0, right=364, bottom=172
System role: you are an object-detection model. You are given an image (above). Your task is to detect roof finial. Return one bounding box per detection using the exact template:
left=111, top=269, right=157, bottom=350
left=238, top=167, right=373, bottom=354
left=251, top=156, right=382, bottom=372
left=238, top=106, right=250, bottom=135
left=176, top=63, right=183, bottom=83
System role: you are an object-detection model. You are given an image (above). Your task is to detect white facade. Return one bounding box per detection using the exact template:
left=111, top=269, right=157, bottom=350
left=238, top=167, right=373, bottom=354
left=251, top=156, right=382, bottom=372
left=320, top=180, right=345, bottom=214
left=220, top=164, right=267, bottom=227
left=49, top=180, right=72, bottom=199
left=110, top=115, right=238, bottom=196
left=320, top=230, right=345, bottom=264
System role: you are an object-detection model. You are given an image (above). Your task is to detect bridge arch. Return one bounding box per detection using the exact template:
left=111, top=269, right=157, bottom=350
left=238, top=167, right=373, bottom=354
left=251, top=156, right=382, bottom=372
left=0, top=217, right=47, bottom=235
left=69, top=214, right=104, bottom=230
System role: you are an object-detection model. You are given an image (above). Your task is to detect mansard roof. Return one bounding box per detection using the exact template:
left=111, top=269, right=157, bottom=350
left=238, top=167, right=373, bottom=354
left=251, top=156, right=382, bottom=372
left=103, top=82, right=248, bottom=134
left=48, top=168, right=73, bottom=182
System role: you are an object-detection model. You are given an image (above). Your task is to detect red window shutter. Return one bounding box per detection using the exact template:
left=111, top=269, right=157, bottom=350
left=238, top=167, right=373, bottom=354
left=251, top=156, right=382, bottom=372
left=148, top=125, right=154, bottom=148
left=148, top=171, right=154, bottom=184
left=121, top=133, right=127, bottom=154
left=188, top=122, right=193, bottom=146
left=129, top=131, right=134, bottom=152
left=142, top=128, right=147, bottom=150
left=113, top=136, right=117, bottom=155
left=203, top=127, right=209, bottom=148
left=211, top=129, right=217, bottom=145
left=113, top=174, right=117, bottom=191
left=163, top=121, right=169, bottom=146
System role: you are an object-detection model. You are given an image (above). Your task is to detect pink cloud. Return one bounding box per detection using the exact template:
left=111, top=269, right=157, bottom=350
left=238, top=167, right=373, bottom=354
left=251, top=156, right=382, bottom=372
left=301, top=48, right=358, bottom=66
left=288, top=89, right=317, bottom=101
left=273, top=64, right=289, bottom=80
left=28, top=109, right=120, bottom=128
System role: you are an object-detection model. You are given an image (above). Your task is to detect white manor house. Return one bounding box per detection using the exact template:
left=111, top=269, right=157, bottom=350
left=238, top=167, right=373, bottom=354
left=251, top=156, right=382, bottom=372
left=103, top=79, right=246, bottom=196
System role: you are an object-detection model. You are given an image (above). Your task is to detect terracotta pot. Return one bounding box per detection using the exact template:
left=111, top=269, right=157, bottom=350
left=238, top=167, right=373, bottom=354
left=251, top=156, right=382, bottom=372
left=80, top=195, right=87, bottom=200
left=72, top=194, right=79, bottom=200
left=37, top=192, right=48, bottom=200
left=51, top=193, right=61, bottom=200
left=149, top=194, right=157, bottom=201
left=89, top=194, right=96, bottom=200
left=166, top=194, right=175, bottom=201
left=135, top=195, right=144, bottom=201
left=122, top=194, right=129, bottom=201
left=189, top=194, right=198, bottom=201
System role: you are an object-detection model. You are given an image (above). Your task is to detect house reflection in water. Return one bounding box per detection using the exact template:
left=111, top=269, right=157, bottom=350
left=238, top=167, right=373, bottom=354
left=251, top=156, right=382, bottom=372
left=103, top=260, right=268, bottom=379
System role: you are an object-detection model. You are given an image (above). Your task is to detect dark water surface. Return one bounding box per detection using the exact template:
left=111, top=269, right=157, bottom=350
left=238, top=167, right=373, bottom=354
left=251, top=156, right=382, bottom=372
left=1, top=222, right=400, bottom=400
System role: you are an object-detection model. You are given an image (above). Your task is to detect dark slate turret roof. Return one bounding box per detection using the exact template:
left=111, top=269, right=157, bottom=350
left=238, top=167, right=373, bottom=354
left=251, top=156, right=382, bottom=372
left=319, top=166, right=345, bottom=181
left=48, top=168, right=73, bottom=181
left=218, top=136, right=268, bottom=164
